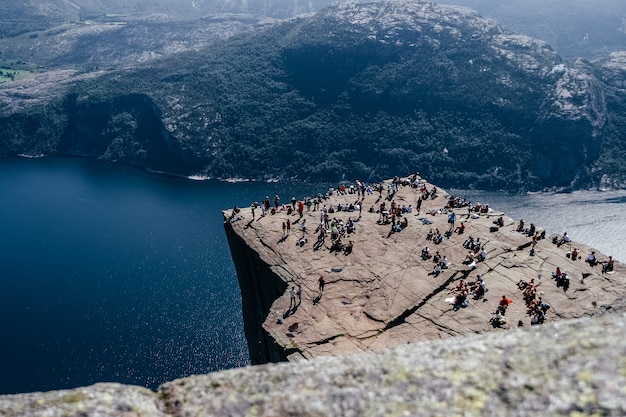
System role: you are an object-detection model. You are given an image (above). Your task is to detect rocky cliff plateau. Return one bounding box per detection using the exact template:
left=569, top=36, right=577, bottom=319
left=224, top=175, right=625, bottom=363
left=1, top=175, right=624, bottom=416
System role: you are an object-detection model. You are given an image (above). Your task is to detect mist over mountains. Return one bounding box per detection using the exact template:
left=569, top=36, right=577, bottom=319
left=436, top=0, right=626, bottom=59
left=1, top=0, right=626, bottom=190
left=0, top=0, right=335, bottom=37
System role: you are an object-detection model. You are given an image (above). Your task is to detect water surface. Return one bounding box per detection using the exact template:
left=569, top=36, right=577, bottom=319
left=1, top=158, right=624, bottom=395
left=0, top=157, right=321, bottom=394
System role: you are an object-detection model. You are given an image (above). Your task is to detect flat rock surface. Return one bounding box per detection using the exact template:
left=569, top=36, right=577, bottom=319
left=225, top=177, right=625, bottom=360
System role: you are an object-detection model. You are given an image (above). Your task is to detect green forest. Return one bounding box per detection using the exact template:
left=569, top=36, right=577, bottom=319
left=2, top=1, right=626, bottom=191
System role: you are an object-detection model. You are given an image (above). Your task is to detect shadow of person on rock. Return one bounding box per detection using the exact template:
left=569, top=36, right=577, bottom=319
left=283, top=306, right=296, bottom=318
left=313, top=294, right=322, bottom=305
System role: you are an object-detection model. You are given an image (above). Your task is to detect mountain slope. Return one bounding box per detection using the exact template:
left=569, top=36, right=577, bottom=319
left=2, top=0, right=626, bottom=190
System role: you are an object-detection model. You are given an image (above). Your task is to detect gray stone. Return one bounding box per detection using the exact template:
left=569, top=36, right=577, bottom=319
left=1, top=313, right=625, bottom=416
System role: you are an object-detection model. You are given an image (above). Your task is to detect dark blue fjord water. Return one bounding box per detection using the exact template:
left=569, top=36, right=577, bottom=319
left=0, top=157, right=323, bottom=395
left=1, top=157, right=625, bottom=395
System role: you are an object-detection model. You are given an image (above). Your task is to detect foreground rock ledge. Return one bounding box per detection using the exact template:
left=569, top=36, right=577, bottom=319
left=1, top=313, right=625, bottom=416
left=223, top=177, right=624, bottom=364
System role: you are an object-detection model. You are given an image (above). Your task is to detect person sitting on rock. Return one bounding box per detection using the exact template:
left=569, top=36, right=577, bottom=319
left=602, top=256, right=615, bottom=273
left=462, top=236, right=474, bottom=249
left=516, top=219, right=525, bottom=232
left=531, top=307, right=546, bottom=325
left=494, top=216, right=504, bottom=227
left=586, top=251, right=598, bottom=266
left=449, top=279, right=467, bottom=295
left=330, top=237, right=343, bottom=253
left=489, top=309, right=507, bottom=327
left=556, top=232, right=571, bottom=247
left=441, top=255, right=450, bottom=269
left=454, top=289, right=469, bottom=308
left=555, top=266, right=562, bottom=278
left=343, top=240, right=353, bottom=255
left=471, top=238, right=482, bottom=253
left=568, top=248, right=579, bottom=260
left=555, top=270, right=570, bottom=290
left=523, top=279, right=537, bottom=304
left=527, top=296, right=540, bottom=314
left=421, top=246, right=431, bottom=260
left=346, top=218, right=355, bottom=234
left=469, top=275, right=487, bottom=299
left=433, top=251, right=441, bottom=265
left=454, top=222, right=465, bottom=234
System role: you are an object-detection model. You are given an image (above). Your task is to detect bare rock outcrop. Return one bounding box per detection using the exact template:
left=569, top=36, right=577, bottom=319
left=1, top=176, right=624, bottom=417
left=1, top=312, right=625, bottom=416
left=223, top=176, right=624, bottom=363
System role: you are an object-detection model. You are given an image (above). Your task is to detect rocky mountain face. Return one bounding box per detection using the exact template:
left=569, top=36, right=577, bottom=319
left=2, top=0, right=626, bottom=190
left=1, top=312, right=625, bottom=416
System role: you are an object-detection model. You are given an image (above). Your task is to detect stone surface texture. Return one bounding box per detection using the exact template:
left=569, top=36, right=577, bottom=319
left=1, top=313, right=625, bottom=416
left=2, top=175, right=625, bottom=416
left=224, top=177, right=625, bottom=363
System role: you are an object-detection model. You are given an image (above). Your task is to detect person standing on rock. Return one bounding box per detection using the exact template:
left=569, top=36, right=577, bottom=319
left=318, top=276, right=325, bottom=294
left=301, top=219, right=307, bottom=236
left=296, top=285, right=302, bottom=304
left=289, top=286, right=296, bottom=309
left=282, top=221, right=287, bottom=237
left=448, top=212, right=456, bottom=231
left=264, top=196, right=271, bottom=213
left=286, top=219, right=291, bottom=234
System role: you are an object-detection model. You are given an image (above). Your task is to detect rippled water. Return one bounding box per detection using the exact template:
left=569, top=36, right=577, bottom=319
left=450, top=189, right=626, bottom=262
left=1, top=157, right=624, bottom=395
left=0, top=157, right=322, bottom=395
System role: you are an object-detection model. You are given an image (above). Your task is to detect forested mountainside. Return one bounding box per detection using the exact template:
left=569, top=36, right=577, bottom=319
left=2, top=0, right=626, bottom=190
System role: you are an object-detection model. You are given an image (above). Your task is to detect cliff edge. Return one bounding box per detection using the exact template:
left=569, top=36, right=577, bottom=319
left=223, top=175, right=625, bottom=363
left=1, top=175, right=625, bottom=416
left=1, top=313, right=625, bottom=416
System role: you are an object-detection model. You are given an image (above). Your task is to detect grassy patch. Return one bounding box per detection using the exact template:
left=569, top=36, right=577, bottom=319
left=0, top=68, right=32, bottom=83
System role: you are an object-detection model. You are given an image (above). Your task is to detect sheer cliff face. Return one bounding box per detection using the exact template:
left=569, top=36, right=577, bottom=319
left=223, top=219, right=289, bottom=364
left=58, top=93, right=201, bottom=175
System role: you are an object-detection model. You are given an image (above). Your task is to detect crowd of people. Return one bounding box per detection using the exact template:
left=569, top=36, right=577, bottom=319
left=239, top=173, right=616, bottom=334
